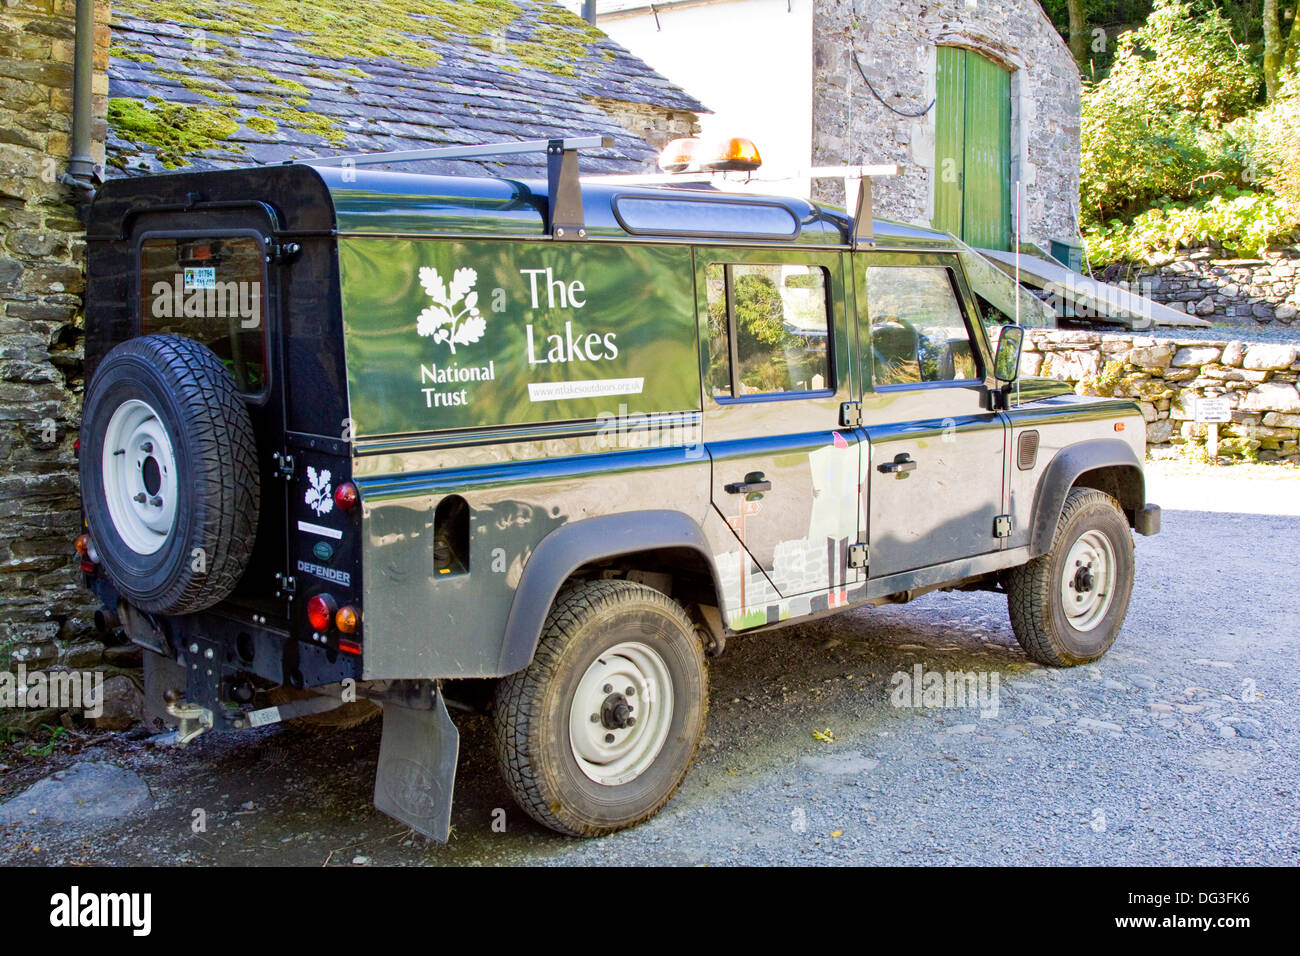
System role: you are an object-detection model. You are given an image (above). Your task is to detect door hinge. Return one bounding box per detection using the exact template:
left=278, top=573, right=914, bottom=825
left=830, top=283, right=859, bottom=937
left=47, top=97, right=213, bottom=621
left=272, top=451, right=295, bottom=479
left=839, top=401, right=862, bottom=428
left=848, top=542, right=869, bottom=569
left=993, top=514, right=1013, bottom=538
left=275, top=573, right=296, bottom=599
left=264, top=238, right=302, bottom=263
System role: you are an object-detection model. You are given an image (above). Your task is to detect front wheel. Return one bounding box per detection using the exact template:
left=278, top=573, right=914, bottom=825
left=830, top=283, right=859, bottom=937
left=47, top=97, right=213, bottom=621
left=493, top=580, right=707, bottom=837
left=1007, top=487, right=1135, bottom=667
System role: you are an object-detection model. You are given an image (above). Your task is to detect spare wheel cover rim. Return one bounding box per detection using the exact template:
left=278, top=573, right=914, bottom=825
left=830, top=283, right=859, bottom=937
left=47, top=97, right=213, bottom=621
left=100, top=398, right=180, bottom=556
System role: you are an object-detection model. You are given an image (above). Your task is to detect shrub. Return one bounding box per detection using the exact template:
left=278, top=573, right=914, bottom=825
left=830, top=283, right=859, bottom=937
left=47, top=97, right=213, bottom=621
left=1080, top=0, right=1261, bottom=224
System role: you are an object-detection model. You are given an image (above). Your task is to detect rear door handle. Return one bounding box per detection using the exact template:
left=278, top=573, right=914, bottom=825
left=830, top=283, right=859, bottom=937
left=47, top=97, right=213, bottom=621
left=726, top=472, right=772, bottom=494
left=878, top=454, right=917, bottom=474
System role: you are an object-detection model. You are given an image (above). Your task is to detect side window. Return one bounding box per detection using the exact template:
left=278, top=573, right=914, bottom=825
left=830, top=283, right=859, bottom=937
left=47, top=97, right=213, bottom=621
left=705, top=263, right=832, bottom=397
left=865, top=266, right=979, bottom=386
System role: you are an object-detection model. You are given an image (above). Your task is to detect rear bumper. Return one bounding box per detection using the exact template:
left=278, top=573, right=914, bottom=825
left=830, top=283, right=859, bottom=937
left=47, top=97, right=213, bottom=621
left=1134, top=502, right=1161, bottom=536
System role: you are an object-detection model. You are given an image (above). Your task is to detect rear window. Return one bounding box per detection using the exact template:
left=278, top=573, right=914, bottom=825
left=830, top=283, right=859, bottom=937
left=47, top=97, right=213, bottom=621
left=139, top=236, right=268, bottom=395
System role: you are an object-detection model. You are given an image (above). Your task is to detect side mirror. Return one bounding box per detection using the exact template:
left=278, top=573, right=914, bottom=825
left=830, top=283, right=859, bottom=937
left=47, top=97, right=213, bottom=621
left=994, top=325, right=1025, bottom=384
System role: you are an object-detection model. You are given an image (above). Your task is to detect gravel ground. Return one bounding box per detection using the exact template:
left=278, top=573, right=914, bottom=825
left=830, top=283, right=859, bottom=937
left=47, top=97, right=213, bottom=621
left=1, top=461, right=1296, bottom=866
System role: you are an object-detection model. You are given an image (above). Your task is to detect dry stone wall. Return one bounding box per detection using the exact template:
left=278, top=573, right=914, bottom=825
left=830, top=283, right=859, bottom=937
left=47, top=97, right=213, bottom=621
left=1102, top=248, right=1300, bottom=326
left=1025, top=330, right=1300, bottom=461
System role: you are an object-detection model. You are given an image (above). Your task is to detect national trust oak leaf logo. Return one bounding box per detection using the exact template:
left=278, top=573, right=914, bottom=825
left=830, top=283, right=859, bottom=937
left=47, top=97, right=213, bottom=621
left=417, top=266, right=485, bottom=354
left=305, top=465, right=333, bottom=517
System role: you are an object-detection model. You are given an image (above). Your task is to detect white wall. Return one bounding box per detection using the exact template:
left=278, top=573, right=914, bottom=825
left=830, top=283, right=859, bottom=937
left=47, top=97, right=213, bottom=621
left=567, top=0, right=815, bottom=195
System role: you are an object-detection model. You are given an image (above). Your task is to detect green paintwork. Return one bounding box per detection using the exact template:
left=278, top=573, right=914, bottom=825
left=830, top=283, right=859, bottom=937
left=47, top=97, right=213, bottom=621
left=933, top=47, right=1012, bottom=250
left=933, top=47, right=965, bottom=241
left=339, top=238, right=701, bottom=437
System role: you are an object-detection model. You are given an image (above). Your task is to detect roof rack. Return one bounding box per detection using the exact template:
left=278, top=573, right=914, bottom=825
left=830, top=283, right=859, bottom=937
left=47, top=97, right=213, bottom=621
left=299, top=135, right=615, bottom=241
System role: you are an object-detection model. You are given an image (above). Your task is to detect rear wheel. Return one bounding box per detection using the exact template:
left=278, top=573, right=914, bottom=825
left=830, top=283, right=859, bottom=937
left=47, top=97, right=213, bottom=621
left=493, top=580, right=707, bottom=837
left=1007, top=487, right=1135, bottom=666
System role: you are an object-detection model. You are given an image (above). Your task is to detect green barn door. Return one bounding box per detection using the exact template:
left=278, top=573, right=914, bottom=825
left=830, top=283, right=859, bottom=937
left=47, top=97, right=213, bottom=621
left=933, top=47, right=1011, bottom=250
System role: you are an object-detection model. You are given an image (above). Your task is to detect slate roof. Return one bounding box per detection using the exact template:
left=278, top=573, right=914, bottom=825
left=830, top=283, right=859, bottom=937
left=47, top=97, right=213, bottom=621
left=105, top=0, right=707, bottom=178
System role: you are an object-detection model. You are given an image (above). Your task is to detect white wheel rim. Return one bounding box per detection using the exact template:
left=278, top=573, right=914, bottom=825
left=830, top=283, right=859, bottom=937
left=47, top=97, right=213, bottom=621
left=100, top=399, right=179, bottom=555
left=568, top=641, right=674, bottom=786
left=1060, top=529, right=1116, bottom=632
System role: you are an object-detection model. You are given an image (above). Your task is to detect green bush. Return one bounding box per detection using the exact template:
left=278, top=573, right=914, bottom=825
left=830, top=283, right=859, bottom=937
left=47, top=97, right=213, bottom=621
left=1083, top=187, right=1296, bottom=259
left=1080, top=0, right=1260, bottom=224
left=1232, top=72, right=1300, bottom=219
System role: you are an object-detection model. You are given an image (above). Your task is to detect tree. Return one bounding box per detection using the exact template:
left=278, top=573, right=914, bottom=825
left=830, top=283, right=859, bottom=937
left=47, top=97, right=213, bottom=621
left=1285, top=0, right=1300, bottom=74
left=1263, top=0, right=1283, bottom=99
left=1067, top=0, right=1090, bottom=69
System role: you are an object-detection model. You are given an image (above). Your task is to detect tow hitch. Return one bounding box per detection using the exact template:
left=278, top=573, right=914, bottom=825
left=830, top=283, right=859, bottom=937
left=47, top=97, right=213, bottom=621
left=163, top=691, right=213, bottom=745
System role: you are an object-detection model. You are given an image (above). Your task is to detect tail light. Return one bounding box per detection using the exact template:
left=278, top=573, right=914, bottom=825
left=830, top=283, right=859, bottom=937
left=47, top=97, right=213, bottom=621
left=335, top=605, right=359, bottom=634
left=334, top=481, right=358, bottom=511
left=75, top=534, right=98, bottom=572
left=307, top=593, right=337, bottom=632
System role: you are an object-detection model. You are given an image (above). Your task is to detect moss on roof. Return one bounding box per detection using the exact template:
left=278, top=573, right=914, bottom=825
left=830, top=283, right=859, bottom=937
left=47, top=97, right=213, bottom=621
left=105, top=0, right=706, bottom=174
left=112, top=0, right=597, bottom=71
left=107, top=0, right=623, bottom=166
left=107, top=98, right=242, bottom=168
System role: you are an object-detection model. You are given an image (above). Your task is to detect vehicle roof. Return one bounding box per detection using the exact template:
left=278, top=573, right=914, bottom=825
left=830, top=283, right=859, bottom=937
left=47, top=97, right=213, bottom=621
left=88, top=163, right=960, bottom=250
left=313, top=166, right=958, bottom=249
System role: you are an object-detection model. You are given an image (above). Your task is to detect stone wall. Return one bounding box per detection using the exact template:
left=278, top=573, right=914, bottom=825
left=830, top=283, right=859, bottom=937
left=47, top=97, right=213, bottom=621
left=588, top=96, right=701, bottom=153
left=0, top=0, right=110, bottom=672
left=1101, top=248, right=1300, bottom=326
left=1025, top=330, right=1300, bottom=461
left=811, top=0, right=1081, bottom=250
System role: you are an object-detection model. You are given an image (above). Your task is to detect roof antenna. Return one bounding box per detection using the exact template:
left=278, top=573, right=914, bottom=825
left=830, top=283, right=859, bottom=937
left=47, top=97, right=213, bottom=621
left=1015, top=179, right=1022, bottom=406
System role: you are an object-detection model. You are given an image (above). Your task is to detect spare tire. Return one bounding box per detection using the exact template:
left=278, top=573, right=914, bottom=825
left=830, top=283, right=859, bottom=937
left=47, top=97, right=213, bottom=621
left=80, top=334, right=260, bottom=615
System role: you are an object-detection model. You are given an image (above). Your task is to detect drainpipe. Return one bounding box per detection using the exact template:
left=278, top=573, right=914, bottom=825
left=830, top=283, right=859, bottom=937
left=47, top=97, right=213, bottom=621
left=582, top=1, right=597, bottom=25
left=60, top=0, right=100, bottom=200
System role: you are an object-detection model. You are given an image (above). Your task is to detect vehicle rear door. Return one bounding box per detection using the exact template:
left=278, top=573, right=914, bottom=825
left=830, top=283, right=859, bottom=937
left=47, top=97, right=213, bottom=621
left=696, top=247, right=862, bottom=619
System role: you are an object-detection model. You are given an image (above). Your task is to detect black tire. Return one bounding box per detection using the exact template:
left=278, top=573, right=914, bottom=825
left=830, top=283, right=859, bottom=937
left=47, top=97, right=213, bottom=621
left=1007, top=487, right=1135, bottom=667
left=493, top=580, right=707, bottom=837
left=80, top=335, right=260, bottom=615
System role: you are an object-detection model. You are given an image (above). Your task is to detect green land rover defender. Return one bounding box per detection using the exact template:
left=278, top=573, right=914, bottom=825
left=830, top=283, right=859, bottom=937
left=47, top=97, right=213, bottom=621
left=77, top=138, right=1160, bottom=841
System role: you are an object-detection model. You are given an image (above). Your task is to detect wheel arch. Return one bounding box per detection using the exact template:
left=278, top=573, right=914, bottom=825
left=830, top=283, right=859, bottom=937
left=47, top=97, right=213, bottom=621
left=1028, top=438, right=1145, bottom=558
left=497, top=510, right=723, bottom=675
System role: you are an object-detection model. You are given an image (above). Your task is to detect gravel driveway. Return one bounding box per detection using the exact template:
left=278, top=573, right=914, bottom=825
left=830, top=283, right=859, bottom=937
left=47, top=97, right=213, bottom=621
left=2, top=462, right=1296, bottom=866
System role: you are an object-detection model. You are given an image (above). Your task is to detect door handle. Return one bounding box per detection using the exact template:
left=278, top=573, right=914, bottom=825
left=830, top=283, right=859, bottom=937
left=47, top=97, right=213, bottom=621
left=726, top=472, right=772, bottom=494
left=878, top=453, right=917, bottom=474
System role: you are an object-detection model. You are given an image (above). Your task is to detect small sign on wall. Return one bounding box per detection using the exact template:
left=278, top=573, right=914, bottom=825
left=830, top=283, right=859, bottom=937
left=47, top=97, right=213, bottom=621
left=1194, top=396, right=1231, bottom=463
left=1194, top=397, right=1232, bottom=423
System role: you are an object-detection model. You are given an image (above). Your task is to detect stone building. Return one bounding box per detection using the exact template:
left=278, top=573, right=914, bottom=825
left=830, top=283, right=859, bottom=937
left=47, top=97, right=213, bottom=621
left=0, top=0, right=703, bottom=676
left=0, top=0, right=111, bottom=672
left=575, top=0, right=1082, bottom=251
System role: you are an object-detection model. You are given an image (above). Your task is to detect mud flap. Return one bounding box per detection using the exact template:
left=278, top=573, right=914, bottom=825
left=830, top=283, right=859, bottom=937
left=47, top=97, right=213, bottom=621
left=373, top=686, right=459, bottom=843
